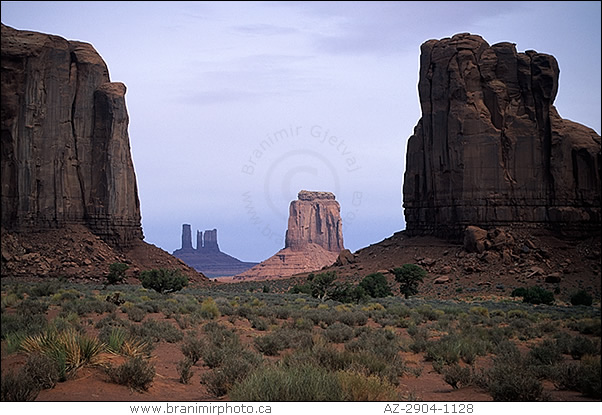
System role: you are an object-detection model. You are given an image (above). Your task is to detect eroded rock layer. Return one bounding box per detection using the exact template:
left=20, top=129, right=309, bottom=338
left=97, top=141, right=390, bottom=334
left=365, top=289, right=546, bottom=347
left=1, top=24, right=142, bottom=247
left=403, top=33, right=601, bottom=239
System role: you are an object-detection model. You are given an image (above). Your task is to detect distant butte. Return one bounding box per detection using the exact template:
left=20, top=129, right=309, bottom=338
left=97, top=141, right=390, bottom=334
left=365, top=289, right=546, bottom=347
left=233, top=190, right=345, bottom=281
left=172, top=225, right=258, bottom=278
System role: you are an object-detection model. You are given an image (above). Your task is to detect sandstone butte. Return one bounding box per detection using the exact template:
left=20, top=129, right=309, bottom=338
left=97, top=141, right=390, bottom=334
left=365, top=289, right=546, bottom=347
left=172, top=225, right=258, bottom=278
left=233, top=190, right=345, bottom=281
left=403, top=33, right=601, bottom=240
left=0, top=24, right=207, bottom=282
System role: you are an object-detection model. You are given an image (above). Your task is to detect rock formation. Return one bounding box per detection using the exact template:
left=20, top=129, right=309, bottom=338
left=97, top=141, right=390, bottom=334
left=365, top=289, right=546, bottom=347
left=285, top=190, right=344, bottom=252
left=0, top=24, right=208, bottom=282
left=234, top=191, right=344, bottom=280
left=403, top=33, right=601, bottom=240
left=172, top=225, right=257, bottom=278
left=1, top=24, right=142, bottom=247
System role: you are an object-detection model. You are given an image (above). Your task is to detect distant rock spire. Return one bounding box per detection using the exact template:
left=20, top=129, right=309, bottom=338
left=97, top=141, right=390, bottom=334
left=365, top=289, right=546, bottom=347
left=196, top=230, right=203, bottom=251
left=181, top=224, right=193, bottom=250
left=203, top=229, right=219, bottom=252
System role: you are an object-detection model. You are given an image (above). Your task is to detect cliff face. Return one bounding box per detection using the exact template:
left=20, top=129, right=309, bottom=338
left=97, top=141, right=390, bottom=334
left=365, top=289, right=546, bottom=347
left=235, top=191, right=344, bottom=280
left=1, top=24, right=142, bottom=247
left=403, top=33, right=601, bottom=239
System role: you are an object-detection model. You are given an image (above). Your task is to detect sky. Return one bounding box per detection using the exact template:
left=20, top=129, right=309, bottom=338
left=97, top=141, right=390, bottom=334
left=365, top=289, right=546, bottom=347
left=1, top=1, right=600, bottom=263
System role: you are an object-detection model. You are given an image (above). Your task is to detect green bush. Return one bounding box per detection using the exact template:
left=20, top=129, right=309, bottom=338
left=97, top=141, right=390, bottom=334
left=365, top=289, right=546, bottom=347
left=324, top=322, right=354, bottom=343
left=553, top=356, right=601, bottom=399
left=337, top=370, right=400, bottom=401
left=200, top=350, right=262, bottom=397
left=107, top=262, right=129, bottom=285
left=138, top=268, right=188, bottom=294
left=129, top=319, right=183, bottom=343
left=570, top=290, right=593, bottom=306
left=106, top=356, right=156, bottom=392
left=511, top=286, right=554, bottom=305
left=229, top=364, right=344, bottom=401
left=181, top=335, right=204, bottom=364
left=485, top=363, right=546, bottom=401
left=358, top=273, right=392, bottom=298
left=254, top=333, right=285, bottom=356
left=1, top=370, right=40, bottom=401
left=177, top=358, right=194, bottom=384
left=200, top=297, right=220, bottom=319
left=442, top=364, right=473, bottom=389
left=391, top=264, right=426, bottom=299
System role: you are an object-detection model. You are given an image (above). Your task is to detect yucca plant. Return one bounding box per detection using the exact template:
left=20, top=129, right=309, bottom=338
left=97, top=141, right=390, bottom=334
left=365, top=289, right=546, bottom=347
left=20, top=328, right=105, bottom=379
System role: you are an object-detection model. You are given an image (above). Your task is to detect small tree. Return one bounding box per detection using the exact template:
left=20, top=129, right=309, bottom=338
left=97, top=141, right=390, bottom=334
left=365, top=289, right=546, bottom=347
left=359, top=272, right=392, bottom=298
left=570, top=290, right=593, bottom=306
left=307, top=271, right=337, bottom=302
left=107, top=262, right=129, bottom=285
left=138, top=268, right=188, bottom=294
left=391, top=264, right=426, bottom=299
left=511, top=286, right=554, bottom=305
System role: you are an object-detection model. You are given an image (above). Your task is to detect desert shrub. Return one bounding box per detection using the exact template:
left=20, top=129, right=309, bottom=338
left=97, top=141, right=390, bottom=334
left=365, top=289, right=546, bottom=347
left=527, top=339, right=564, bottom=366
left=124, top=305, right=147, bottom=322
left=177, top=358, right=194, bottom=384
left=424, top=335, right=461, bottom=365
left=254, top=332, right=285, bottom=356
left=442, top=364, right=473, bottom=389
left=511, top=286, right=554, bottom=305
left=324, top=322, right=354, bottom=343
left=293, top=317, right=315, bottom=331
left=415, top=304, right=443, bottom=321
left=337, top=370, right=400, bottom=401
left=337, top=310, right=368, bottom=327
left=197, top=297, right=220, bottom=319
left=1, top=311, right=47, bottom=342
left=200, top=350, right=263, bottom=397
left=200, top=323, right=243, bottom=368
left=346, top=329, right=398, bottom=359
left=249, top=316, right=268, bottom=331
left=107, top=262, right=129, bottom=285
left=138, top=268, right=188, bottom=294
left=284, top=341, right=353, bottom=372
left=570, top=289, right=593, bottom=306
left=305, top=309, right=336, bottom=326
left=20, top=352, right=61, bottom=390
left=568, top=336, right=600, bottom=360
left=483, top=362, right=546, bottom=401
left=180, top=335, right=204, bottom=364
left=1, top=369, right=40, bottom=401
left=229, top=364, right=343, bottom=401
left=129, top=319, right=183, bottom=343
left=568, top=318, right=601, bottom=336
left=408, top=326, right=430, bottom=354
left=358, top=273, right=392, bottom=298
left=391, top=264, right=426, bottom=299
left=28, top=281, right=60, bottom=297
left=16, top=297, right=49, bottom=316
left=492, top=339, right=521, bottom=362
left=106, top=356, right=155, bottom=392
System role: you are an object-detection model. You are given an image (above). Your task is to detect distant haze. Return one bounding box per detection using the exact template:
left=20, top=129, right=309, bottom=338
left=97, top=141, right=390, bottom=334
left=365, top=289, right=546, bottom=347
left=1, top=1, right=600, bottom=262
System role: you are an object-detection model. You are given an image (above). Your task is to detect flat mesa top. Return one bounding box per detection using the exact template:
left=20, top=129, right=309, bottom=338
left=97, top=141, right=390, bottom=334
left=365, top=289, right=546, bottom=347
left=297, top=190, right=336, bottom=201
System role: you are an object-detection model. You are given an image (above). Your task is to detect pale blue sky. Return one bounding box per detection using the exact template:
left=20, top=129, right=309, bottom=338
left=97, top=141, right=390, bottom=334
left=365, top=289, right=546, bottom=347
left=2, top=1, right=600, bottom=262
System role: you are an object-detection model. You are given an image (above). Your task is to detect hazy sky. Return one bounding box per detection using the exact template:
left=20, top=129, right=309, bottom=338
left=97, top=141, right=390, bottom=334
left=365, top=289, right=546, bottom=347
left=2, top=1, right=600, bottom=262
